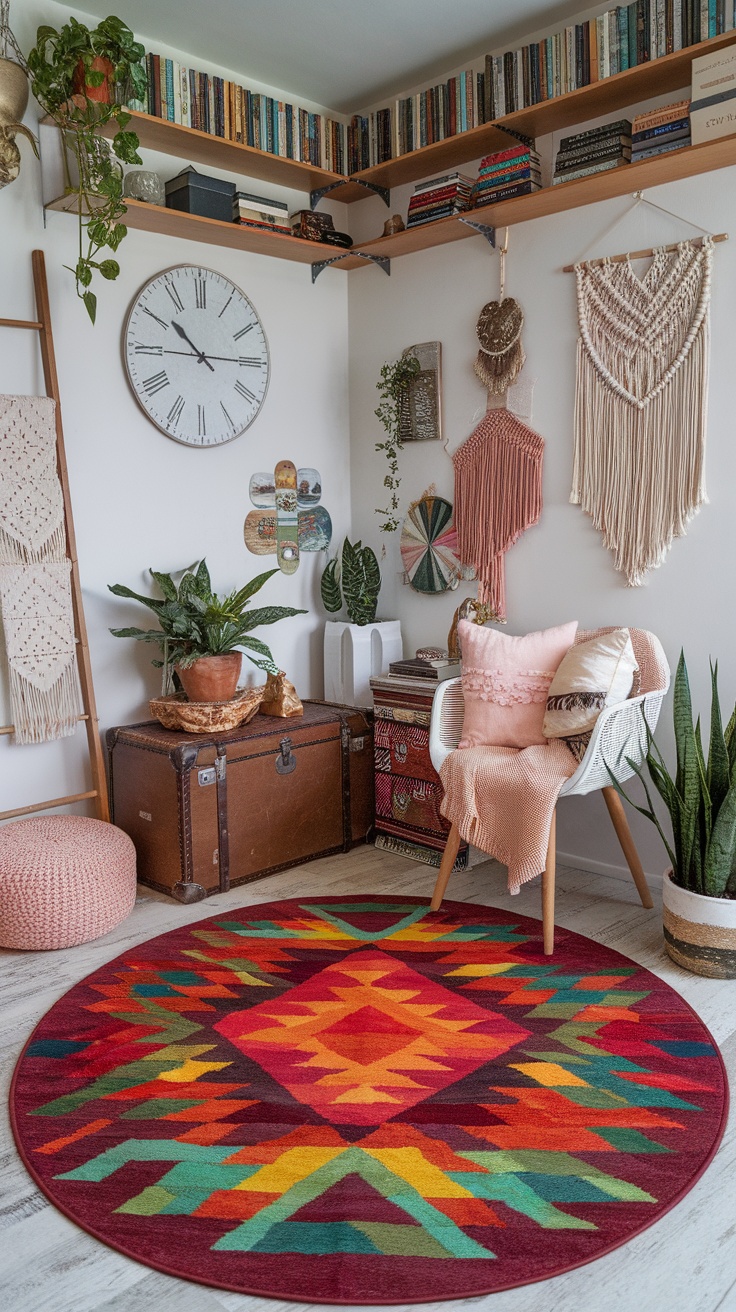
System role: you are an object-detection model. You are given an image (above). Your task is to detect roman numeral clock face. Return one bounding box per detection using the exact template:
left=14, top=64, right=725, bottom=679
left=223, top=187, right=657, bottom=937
left=123, top=266, right=270, bottom=446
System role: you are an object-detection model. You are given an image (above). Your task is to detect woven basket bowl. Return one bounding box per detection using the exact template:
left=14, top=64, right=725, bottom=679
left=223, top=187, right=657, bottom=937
left=149, top=686, right=264, bottom=733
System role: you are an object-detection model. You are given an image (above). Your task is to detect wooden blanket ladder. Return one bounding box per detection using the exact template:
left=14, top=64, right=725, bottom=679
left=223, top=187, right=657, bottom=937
left=0, top=250, right=108, bottom=822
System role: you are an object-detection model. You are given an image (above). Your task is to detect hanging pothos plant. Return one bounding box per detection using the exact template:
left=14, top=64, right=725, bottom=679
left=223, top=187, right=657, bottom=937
left=25, top=16, right=146, bottom=322
left=374, top=351, right=421, bottom=533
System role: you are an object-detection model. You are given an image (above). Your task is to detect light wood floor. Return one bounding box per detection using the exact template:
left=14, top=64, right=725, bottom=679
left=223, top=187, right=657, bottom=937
left=1, top=845, right=734, bottom=1312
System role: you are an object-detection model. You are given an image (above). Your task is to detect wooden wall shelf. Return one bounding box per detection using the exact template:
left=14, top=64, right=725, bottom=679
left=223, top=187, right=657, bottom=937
left=351, top=132, right=736, bottom=263
left=42, top=33, right=736, bottom=274
left=45, top=194, right=364, bottom=268
left=350, top=31, right=736, bottom=194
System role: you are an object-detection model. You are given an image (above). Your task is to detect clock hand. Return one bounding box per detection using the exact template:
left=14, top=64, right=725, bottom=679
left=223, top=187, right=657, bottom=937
left=170, top=321, right=215, bottom=372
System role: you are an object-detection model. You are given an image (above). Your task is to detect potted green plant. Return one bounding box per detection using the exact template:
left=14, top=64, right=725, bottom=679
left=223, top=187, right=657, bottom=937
left=109, top=560, right=306, bottom=703
left=374, top=350, right=421, bottom=533
left=25, top=15, right=147, bottom=322
left=321, top=537, right=402, bottom=705
left=613, top=652, right=736, bottom=978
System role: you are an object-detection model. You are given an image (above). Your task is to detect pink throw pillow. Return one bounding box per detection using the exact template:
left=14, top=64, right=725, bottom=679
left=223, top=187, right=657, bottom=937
left=459, top=620, right=578, bottom=749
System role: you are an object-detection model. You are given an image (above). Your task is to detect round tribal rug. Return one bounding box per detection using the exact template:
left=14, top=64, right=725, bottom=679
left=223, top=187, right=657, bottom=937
left=11, top=896, right=728, bottom=1303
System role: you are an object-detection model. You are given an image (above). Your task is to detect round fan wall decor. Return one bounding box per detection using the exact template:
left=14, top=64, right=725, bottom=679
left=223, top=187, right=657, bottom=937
left=400, top=492, right=470, bottom=594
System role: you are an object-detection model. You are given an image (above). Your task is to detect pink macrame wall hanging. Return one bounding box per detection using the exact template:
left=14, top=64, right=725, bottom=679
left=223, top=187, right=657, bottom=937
left=452, top=408, right=544, bottom=621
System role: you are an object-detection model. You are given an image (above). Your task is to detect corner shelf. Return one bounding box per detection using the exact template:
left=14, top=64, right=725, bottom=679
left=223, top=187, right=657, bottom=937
left=349, top=30, right=736, bottom=194
left=45, top=193, right=366, bottom=268
left=42, top=32, right=736, bottom=274
left=350, top=131, right=736, bottom=263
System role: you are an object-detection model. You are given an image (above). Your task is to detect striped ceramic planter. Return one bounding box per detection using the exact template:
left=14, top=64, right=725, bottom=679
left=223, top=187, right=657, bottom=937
left=663, top=871, right=736, bottom=978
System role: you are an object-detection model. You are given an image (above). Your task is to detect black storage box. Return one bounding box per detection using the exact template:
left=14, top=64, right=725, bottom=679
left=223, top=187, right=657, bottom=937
left=165, top=166, right=236, bottom=222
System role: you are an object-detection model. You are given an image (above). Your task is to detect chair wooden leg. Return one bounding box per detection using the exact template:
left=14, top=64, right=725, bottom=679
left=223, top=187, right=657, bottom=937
left=541, top=810, right=556, bottom=956
left=430, top=824, right=462, bottom=911
left=602, top=785, right=654, bottom=909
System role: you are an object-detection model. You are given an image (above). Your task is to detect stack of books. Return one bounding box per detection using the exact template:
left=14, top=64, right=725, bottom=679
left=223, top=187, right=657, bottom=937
left=406, top=173, right=473, bottom=228
left=553, top=119, right=632, bottom=184
left=471, top=146, right=542, bottom=207
left=387, top=656, right=461, bottom=683
left=631, top=100, right=691, bottom=161
left=233, top=191, right=290, bottom=233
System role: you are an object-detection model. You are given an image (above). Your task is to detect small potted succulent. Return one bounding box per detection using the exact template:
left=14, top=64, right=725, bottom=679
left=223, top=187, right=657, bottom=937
left=614, top=652, right=736, bottom=978
left=321, top=537, right=402, bottom=705
left=109, top=560, right=305, bottom=703
left=25, top=14, right=147, bottom=321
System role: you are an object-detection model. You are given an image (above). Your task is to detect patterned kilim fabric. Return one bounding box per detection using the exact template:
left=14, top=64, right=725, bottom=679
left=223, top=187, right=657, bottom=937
left=11, top=897, right=727, bottom=1303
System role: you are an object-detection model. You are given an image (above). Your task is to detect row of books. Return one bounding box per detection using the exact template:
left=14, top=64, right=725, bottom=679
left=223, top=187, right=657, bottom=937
left=347, top=71, right=488, bottom=171
left=471, top=146, right=543, bottom=206
left=134, top=12, right=732, bottom=177
left=632, top=99, right=692, bottom=158
left=141, top=53, right=347, bottom=173
left=406, top=172, right=473, bottom=228
left=483, top=5, right=735, bottom=119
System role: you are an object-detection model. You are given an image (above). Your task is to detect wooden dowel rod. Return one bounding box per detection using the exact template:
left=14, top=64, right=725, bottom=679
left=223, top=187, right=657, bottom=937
left=0, top=789, right=98, bottom=822
left=0, top=715, right=89, bottom=737
left=562, top=231, right=728, bottom=272
left=0, top=317, right=43, bottom=329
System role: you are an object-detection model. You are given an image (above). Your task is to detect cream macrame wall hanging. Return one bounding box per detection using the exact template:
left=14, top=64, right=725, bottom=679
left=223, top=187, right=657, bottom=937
left=0, top=394, right=83, bottom=742
left=571, top=232, right=715, bottom=586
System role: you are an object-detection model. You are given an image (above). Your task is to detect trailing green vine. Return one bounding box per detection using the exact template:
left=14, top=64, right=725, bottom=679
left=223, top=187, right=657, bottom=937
left=374, top=351, right=421, bottom=533
left=25, top=16, right=147, bottom=322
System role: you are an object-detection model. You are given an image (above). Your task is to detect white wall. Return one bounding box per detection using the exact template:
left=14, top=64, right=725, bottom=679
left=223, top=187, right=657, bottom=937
left=347, top=97, right=736, bottom=881
left=0, top=2, right=351, bottom=817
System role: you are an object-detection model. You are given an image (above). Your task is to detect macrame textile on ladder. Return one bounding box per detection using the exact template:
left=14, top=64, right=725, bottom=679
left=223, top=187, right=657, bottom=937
left=0, top=395, right=82, bottom=743
left=452, top=408, right=544, bottom=621
left=572, top=237, right=713, bottom=586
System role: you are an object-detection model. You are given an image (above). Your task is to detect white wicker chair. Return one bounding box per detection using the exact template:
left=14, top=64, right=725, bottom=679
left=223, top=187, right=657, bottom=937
left=428, top=627, right=671, bottom=955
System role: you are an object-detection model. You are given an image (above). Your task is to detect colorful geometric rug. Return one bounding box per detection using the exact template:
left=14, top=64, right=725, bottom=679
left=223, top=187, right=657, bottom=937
left=10, top=896, right=728, bottom=1303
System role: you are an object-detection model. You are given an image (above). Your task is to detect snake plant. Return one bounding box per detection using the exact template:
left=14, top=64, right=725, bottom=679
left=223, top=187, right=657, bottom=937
left=320, top=537, right=381, bottom=626
left=614, top=652, right=736, bottom=898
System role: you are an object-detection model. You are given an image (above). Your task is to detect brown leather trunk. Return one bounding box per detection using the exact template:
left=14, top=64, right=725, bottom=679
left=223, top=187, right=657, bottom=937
left=106, top=701, right=374, bottom=902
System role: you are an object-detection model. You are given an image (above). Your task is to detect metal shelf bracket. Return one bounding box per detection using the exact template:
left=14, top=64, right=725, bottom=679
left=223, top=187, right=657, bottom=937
left=458, top=217, right=496, bottom=247
left=311, top=179, right=391, bottom=209
left=312, top=250, right=391, bottom=283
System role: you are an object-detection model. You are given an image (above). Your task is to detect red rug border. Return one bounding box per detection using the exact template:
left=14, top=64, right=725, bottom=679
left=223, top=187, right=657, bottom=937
left=8, top=893, right=731, bottom=1305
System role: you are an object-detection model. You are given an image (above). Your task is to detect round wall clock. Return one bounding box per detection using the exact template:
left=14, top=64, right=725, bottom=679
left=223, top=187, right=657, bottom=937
left=123, top=265, right=270, bottom=446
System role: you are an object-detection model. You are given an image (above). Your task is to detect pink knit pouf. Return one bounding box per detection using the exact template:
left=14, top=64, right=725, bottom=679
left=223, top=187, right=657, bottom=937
left=0, top=815, right=136, bottom=950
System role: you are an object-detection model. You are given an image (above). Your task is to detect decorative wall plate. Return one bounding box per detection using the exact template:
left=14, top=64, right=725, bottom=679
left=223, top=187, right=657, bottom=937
left=244, top=463, right=332, bottom=572
left=400, top=492, right=471, bottom=594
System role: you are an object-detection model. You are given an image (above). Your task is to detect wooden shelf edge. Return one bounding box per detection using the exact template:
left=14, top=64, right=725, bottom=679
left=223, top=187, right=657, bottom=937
left=44, top=195, right=364, bottom=270
left=350, top=132, right=736, bottom=261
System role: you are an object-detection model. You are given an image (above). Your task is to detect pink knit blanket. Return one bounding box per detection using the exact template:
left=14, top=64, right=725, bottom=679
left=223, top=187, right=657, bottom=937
left=439, top=742, right=576, bottom=892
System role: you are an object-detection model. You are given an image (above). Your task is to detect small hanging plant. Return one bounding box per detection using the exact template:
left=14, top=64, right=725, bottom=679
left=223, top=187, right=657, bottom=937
left=374, top=351, right=421, bottom=533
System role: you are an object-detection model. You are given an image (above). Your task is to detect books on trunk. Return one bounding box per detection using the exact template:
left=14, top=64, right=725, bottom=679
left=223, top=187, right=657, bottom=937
left=406, top=172, right=473, bottom=227
left=553, top=119, right=632, bottom=183
left=631, top=100, right=691, bottom=160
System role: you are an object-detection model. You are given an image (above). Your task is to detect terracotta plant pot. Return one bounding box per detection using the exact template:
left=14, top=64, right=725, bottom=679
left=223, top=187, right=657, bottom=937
left=662, top=869, right=736, bottom=978
left=72, top=55, right=114, bottom=103
left=175, top=652, right=242, bottom=704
